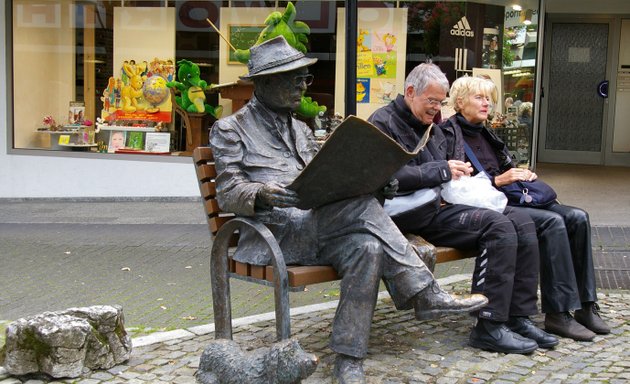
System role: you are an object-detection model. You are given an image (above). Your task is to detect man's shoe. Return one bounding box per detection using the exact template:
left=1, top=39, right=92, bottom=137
left=574, top=302, right=611, bottom=334
left=414, top=281, right=488, bottom=320
left=544, top=312, right=596, bottom=341
left=469, top=319, right=538, bottom=354
left=507, top=316, right=559, bottom=349
left=332, top=354, right=366, bottom=384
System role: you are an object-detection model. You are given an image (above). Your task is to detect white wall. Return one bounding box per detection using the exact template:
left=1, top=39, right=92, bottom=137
left=0, top=4, right=199, bottom=199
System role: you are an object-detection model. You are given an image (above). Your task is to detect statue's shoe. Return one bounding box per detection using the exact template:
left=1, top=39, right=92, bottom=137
left=414, top=281, right=488, bottom=320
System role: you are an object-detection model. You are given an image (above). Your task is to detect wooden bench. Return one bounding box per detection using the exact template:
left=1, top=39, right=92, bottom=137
left=193, top=147, right=475, bottom=341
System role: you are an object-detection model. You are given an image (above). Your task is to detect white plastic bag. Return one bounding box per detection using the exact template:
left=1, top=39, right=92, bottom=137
left=441, top=173, right=507, bottom=212
left=383, top=187, right=439, bottom=216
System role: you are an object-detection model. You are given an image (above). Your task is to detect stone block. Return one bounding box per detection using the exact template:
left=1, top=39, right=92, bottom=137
left=0, top=305, right=131, bottom=379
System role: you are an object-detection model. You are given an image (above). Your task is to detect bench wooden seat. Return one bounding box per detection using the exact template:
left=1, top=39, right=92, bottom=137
left=193, top=146, right=475, bottom=341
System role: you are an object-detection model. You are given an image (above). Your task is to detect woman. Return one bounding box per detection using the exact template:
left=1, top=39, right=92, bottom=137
left=441, top=76, right=610, bottom=341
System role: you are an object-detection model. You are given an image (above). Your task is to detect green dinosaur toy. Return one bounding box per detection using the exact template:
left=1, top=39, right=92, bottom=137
left=234, top=2, right=326, bottom=118
left=234, top=2, right=309, bottom=63
left=167, top=59, right=223, bottom=118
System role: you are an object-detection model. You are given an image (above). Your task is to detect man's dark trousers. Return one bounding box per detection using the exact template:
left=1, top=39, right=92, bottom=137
left=401, top=204, right=540, bottom=322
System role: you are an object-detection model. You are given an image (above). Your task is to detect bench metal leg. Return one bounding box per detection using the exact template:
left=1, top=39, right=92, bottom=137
left=210, top=224, right=233, bottom=340
left=211, top=218, right=291, bottom=341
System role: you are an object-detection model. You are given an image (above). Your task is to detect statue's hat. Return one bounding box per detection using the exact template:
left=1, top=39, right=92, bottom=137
left=240, top=36, right=317, bottom=80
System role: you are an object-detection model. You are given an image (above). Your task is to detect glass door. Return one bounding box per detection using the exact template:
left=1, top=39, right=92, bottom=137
left=539, top=17, right=612, bottom=164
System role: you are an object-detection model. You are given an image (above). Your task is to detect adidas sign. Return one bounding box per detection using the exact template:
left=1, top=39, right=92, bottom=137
left=450, top=16, right=474, bottom=37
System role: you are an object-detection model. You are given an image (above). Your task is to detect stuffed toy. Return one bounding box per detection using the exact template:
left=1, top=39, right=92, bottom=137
left=234, top=2, right=326, bottom=119
left=167, top=59, right=222, bottom=118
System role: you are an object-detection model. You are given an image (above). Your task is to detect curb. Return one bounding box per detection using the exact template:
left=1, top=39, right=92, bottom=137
left=131, top=273, right=473, bottom=347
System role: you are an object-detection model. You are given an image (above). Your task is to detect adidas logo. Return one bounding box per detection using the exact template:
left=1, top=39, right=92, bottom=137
left=450, top=16, right=474, bottom=37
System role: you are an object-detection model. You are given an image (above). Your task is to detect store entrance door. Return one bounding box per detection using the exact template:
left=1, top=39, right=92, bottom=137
left=538, top=17, right=612, bottom=164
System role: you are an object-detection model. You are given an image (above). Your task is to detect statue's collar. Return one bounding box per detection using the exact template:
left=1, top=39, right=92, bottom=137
left=250, top=96, right=292, bottom=130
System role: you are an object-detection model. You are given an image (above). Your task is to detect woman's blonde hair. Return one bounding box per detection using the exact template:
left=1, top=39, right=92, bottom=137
left=448, top=75, right=498, bottom=113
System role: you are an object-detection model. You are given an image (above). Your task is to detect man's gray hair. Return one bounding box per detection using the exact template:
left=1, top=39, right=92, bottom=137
left=404, top=62, right=449, bottom=95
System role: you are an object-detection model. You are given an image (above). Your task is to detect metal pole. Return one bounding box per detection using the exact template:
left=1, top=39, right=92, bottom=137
left=531, top=0, right=545, bottom=170
left=345, top=0, right=357, bottom=117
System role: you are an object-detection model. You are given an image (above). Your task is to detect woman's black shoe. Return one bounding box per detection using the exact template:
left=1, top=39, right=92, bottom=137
left=507, top=316, right=559, bottom=348
left=469, top=319, right=538, bottom=354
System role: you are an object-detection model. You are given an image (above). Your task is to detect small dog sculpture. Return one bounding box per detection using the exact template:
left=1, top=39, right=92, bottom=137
left=195, top=338, right=318, bottom=384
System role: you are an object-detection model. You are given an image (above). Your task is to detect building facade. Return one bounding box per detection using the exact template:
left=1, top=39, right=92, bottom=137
left=1, top=0, right=629, bottom=198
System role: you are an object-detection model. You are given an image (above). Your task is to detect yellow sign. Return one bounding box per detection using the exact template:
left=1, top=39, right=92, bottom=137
left=58, top=135, right=70, bottom=145
left=357, top=51, right=374, bottom=77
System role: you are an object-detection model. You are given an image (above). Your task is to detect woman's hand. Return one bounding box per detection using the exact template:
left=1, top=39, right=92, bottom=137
left=494, top=168, right=537, bottom=187
left=448, top=160, right=473, bottom=180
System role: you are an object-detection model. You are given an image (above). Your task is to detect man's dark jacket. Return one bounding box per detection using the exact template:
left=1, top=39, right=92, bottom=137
left=368, top=95, right=453, bottom=230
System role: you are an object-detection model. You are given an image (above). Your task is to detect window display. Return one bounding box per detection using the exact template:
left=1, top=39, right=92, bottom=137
left=8, top=0, right=540, bottom=166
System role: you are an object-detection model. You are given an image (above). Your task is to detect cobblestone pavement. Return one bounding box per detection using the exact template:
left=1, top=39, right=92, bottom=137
left=1, top=279, right=628, bottom=384
left=1, top=200, right=629, bottom=383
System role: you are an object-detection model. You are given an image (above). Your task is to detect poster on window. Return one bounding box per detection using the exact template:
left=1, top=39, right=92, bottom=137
left=356, top=78, right=370, bottom=103
left=108, top=7, right=175, bottom=124
left=100, top=60, right=174, bottom=123
left=335, top=8, right=408, bottom=119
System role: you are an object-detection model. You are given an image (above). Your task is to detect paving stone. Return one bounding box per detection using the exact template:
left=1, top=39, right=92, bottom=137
left=87, top=372, right=113, bottom=380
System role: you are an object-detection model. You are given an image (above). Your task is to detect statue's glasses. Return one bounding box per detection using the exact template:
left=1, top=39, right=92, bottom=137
left=292, top=74, right=314, bottom=87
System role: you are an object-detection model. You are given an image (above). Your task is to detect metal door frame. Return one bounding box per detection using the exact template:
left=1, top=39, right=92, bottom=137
left=538, top=15, right=616, bottom=165
left=605, top=17, right=630, bottom=166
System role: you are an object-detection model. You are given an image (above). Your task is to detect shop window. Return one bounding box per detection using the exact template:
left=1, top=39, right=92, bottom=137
left=8, top=0, right=539, bottom=165
left=9, top=0, right=343, bottom=155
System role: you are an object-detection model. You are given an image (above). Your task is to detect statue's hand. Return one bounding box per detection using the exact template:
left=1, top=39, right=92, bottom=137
left=256, top=182, right=300, bottom=209
left=381, top=178, right=399, bottom=200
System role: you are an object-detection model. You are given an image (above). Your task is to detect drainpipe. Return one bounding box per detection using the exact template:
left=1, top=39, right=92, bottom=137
left=345, top=0, right=357, bottom=117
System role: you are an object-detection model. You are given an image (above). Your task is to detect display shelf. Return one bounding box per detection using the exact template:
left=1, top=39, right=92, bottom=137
left=114, top=148, right=170, bottom=155
left=36, top=125, right=92, bottom=133
left=58, top=143, right=98, bottom=148
left=36, top=129, right=81, bottom=135
left=96, top=124, right=157, bottom=133
left=36, top=129, right=96, bottom=151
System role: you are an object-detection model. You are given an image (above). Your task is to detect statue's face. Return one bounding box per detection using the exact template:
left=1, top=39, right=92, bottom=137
left=256, top=67, right=309, bottom=114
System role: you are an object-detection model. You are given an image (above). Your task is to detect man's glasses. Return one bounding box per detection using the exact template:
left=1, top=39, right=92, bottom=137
left=292, top=74, right=314, bottom=87
left=423, top=97, right=448, bottom=107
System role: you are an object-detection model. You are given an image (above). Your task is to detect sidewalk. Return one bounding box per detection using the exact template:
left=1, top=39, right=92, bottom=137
left=1, top=277, right=628, bottom=384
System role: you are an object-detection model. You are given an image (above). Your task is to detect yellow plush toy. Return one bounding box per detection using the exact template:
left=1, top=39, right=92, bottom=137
left=121, top=63, right=145, bottom=113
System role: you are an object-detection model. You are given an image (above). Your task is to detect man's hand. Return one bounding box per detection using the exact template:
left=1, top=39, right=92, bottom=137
left=448, top=160, right=473, bottom=180
left=494, top=168, right=537, bottom=187
left=256, top=182, right=300, bottom=208
left=381, top=178, right=399, bottom=200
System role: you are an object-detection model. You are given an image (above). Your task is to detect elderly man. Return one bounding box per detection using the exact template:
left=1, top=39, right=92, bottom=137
left=209, top=36, right=487, bottom=383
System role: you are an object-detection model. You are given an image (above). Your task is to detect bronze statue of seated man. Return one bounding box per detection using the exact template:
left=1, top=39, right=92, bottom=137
left=209, top=36, right=488, bottom=384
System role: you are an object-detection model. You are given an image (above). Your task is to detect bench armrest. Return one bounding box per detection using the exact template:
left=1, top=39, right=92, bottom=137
left=211, top=217, right=291, bottom=340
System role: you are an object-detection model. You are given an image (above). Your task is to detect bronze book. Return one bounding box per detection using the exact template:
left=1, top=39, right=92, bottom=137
left=289, top=115, right=432, bottom=209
